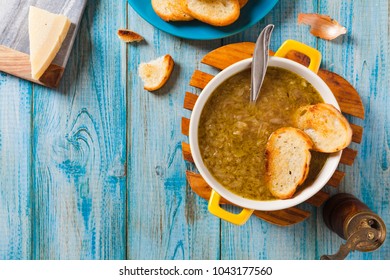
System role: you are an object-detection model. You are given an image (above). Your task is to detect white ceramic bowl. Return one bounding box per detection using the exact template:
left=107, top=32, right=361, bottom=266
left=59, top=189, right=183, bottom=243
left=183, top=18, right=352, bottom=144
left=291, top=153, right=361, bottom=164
left=189, top=56, right=341, bottom=212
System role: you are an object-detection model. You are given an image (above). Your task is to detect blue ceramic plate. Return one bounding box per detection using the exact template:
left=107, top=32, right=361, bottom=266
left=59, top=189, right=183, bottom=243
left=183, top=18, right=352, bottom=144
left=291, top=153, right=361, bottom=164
left=128, top=0, right=279, bottom=40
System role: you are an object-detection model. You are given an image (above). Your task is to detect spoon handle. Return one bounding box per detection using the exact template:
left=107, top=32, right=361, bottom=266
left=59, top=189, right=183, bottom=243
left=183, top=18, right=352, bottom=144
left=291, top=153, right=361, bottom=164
left=251, top=24, right=274, bottom=103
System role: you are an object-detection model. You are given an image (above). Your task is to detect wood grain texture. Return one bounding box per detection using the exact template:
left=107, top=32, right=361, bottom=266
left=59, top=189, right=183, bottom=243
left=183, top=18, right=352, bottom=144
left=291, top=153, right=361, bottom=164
left=0, top=0, right=388, bottom=261
left=183, top=92, right=198, bottom=111
left=317, top=69, right=365, bottom=119
left=0, top=74, right=32, bottom=260
left=350, top=123, right=363, bottom=144
left=186, top=171, right=229, bottom=204
left=181, top=117, right=190, bottom=136
left=189, top=70, right=214, bottom=89
left=126, top=4, right=221, bottom=260
left=304, top=191, right=330, bottom=207
left=0, top=45, right=64, bottom=88
left=31, top=0, right=127, bottom=259
left=201, top=42, right=255, bottom=70
left=181, top=142, right=193, bottom=162
left=253, top=208, right=310, bottom=227
left=340, top=147, right=358, bottom=166
left=327, top=170, right=345, bottom=188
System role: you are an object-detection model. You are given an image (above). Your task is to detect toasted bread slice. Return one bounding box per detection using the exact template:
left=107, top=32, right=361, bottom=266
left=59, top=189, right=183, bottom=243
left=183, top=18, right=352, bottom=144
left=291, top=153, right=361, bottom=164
left=266, top=127, right=313, bottom=199
left=117, top=29, right=144, bottom=43
left=180, top=0, right=240, bottom=26
left=152, top=0, right=194, bottom=21
left=239, top=0, right=249, bottom=8
left=138, top=55, right=174, bottom=91
left=294, top=103, right=352, bottom=153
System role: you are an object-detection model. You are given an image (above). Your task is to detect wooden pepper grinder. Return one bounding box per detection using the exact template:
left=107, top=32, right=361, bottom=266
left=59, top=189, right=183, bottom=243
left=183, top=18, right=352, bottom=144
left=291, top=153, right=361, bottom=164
left=321, top=193, right=386, bottom=260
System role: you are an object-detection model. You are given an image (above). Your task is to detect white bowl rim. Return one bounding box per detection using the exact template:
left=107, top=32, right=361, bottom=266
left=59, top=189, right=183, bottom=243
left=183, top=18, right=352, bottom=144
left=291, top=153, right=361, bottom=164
left=189, top=57, right=342, bottom=211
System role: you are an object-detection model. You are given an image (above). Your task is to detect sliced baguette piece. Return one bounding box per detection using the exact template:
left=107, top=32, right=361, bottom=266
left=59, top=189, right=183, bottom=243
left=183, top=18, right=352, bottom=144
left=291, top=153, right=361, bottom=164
left=152, top=0, right=194, bottom=21
left=180, top=0, right=240, bottom=26
left=117, top=29, right=144, bottom=43
left=294, top=103, right=353, bottom=153
left=138, top=55, right=174, bottom=91
left=265, top=127, right=313, bottom=199
left=239, top=0, right=249, bottom=8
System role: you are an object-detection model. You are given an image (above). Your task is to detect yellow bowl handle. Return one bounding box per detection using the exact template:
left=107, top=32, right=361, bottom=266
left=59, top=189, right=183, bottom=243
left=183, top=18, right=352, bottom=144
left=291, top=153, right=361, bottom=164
left=274, top=39, right=322, bottom=73
left=208, top=190, right=254, bottom=226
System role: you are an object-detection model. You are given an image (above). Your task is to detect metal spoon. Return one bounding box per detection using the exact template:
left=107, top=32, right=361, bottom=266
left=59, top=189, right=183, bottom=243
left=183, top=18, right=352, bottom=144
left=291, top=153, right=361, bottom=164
left=250, top=24, right=274, bottom=103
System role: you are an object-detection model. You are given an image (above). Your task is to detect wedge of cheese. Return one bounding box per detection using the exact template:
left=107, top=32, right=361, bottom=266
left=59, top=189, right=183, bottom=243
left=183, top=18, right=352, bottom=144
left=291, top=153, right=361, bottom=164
left=28, top=6, right=71, bottom=80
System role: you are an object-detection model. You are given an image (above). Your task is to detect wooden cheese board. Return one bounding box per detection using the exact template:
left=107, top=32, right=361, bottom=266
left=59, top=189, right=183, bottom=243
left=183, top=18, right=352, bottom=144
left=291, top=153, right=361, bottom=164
left=181, top=42, right=365, bottom=226
left=0, top=0, right=87, bottom=88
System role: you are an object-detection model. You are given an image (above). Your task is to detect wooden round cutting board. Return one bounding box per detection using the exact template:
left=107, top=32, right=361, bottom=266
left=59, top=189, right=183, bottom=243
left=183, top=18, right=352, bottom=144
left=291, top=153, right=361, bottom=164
left=181, top=42, right=364, bottom=226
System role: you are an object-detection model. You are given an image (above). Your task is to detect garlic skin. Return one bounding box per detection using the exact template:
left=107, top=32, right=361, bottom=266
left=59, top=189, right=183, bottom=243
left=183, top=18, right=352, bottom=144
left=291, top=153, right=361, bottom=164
left=298, top=13, right=347, bottom=40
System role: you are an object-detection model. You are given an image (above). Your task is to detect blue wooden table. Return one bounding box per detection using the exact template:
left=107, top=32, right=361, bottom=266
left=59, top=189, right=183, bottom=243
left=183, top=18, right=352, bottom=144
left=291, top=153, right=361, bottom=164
left=0, top=0, right=389, bottom=260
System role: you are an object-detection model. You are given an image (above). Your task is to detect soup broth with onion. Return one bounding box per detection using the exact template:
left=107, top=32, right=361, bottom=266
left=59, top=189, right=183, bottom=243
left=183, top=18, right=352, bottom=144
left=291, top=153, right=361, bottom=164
left=198, top=67, right=328, bottom=201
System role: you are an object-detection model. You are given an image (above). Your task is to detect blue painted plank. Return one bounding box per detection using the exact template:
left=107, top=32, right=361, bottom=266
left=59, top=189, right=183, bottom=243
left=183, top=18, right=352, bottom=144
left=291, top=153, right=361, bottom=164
left=31, top=0, right=127, bottom=259
left=220, top=0, right=319, bottom=260
left=317, top=0, right=390, bottom=260
left=126, top=6, right=221, bottom=260
left=0, top=0, right=388, bottom=261
left=0, top=74, right=32, bottom=259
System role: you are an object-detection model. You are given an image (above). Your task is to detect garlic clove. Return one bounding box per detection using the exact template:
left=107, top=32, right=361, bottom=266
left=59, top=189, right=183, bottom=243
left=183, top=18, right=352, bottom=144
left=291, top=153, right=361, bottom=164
left=298, top=13, right=347, bottom=40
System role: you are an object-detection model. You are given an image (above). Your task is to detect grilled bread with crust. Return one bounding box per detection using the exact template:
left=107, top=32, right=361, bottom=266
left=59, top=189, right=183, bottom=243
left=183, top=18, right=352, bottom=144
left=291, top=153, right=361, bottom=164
left=139, top=55, right=174, bottom=91
left=180, top=0, right=240, bottom=26
left=238, top=0, right=249, bottom=8
left=117, top=29, right=144, bottom=43
left=294, top=103, right=352, bottom=153
left=152, top=0, right=194, bottom=21
left=265, top=127, right=313, bottom=199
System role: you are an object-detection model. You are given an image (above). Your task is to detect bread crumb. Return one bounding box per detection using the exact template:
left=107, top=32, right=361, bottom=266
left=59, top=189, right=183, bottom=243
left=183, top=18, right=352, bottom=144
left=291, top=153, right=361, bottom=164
left=117, top=29, right=144, bottom=43
left=138, top=55, right=175, bottom=91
